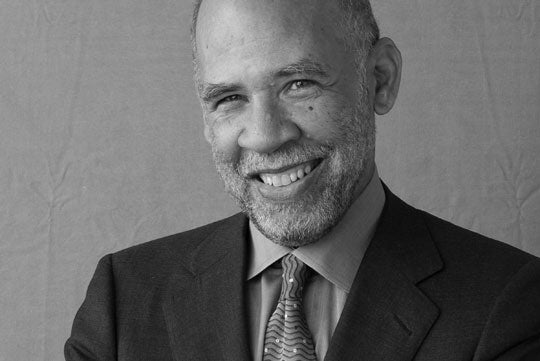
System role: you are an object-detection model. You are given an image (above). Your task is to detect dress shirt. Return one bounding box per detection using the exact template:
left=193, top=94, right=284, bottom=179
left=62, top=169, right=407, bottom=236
left=247, top=168, right=386, bottom=361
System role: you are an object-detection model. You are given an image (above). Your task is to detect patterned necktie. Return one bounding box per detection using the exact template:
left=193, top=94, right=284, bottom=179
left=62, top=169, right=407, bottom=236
left=263, top=254, right=317, bottom=361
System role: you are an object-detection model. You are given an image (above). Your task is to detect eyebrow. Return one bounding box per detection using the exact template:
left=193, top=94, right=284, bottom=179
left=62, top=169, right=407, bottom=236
left=199, top=59, right=331, bottom=103
left=199, top=83, right=243, bottom=103
left=274, top=59, right=331, bottom=79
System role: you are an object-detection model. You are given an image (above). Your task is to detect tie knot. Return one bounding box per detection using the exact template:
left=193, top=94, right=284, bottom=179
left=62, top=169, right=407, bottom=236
left=280, top=254, right=309, bottom=300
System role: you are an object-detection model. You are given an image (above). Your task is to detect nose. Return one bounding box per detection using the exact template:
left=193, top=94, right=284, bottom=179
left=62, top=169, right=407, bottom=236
left=237, top=97, right=301, bottom=154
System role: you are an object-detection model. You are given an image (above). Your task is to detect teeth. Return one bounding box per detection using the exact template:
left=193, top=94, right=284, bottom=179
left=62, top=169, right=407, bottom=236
left=281, top=174, right=291, bottom=186
left=261, top=174, right=273, bottom=185
left=259, top=162, right=316, bottom=187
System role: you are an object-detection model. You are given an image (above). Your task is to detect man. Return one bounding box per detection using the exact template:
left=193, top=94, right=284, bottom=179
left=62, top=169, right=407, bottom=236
left=65, top=0, right=540, bottom=360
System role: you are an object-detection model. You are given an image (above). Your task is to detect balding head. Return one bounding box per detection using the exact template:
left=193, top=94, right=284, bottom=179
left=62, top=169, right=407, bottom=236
left=191, top=0, right=380, bottom=82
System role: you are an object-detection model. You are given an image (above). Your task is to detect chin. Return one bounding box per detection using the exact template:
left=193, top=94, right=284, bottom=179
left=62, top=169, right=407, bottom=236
left=245, top=177, right=357, bottom=247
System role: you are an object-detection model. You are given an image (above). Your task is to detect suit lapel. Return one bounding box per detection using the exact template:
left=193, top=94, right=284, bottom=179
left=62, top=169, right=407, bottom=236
left=325, top=187, right=443, bottom=361
left=163, top=214, right=252, bottom=361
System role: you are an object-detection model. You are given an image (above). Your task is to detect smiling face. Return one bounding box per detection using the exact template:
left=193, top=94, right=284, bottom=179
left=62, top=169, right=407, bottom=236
left=196, top=0, right=376, bottom=246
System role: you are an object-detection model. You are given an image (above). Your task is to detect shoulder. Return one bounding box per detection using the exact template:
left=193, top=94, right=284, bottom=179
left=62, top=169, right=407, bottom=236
left=418, top=208, right=537, bottom=276
left=381, top=185, right=537, bottom=274
left=381, top=185, right=539, bottom=297
left=411, top=205, right=540, bottom=318
left=413, top=209, right=540, bottom=358
left=102, top=212, right=248, bottom=284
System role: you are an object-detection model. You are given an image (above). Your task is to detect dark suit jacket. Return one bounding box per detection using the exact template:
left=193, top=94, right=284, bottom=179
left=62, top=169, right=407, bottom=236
left=65, top=187, right=540, bottom=361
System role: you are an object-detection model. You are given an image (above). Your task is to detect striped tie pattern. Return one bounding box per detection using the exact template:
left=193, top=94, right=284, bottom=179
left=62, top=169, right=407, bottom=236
left=263, top=254, right=317, bottom=361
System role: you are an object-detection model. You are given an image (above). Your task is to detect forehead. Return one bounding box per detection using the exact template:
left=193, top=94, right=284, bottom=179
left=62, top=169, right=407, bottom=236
left=196, top=0, right=346, bottom=84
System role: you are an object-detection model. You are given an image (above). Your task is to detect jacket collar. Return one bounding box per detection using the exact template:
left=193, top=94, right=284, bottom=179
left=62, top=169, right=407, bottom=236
left=324, top=185, right=443, bottom=361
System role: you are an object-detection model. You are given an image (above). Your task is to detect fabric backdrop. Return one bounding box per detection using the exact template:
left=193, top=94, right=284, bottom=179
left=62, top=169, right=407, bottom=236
left=1, top=1, right=538, bottom=360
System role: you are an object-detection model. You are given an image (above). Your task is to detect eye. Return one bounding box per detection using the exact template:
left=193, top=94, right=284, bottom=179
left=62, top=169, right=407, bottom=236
left=218, top=94, right=241, bottom=104
left=285, top=79, right=320, bottom=100
left=289, top=80, right=314, bottom=91
left=214, top=94, right=245, bottom=110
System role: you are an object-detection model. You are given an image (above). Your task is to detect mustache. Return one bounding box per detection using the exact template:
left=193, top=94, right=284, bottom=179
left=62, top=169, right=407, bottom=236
left=236, top=142, right=332, bottom=176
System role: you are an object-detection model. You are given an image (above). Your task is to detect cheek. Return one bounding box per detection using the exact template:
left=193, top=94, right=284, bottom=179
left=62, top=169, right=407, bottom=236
left=289, top=101, right=346, bottom=142
left=207, top=118, right=244, bottom=161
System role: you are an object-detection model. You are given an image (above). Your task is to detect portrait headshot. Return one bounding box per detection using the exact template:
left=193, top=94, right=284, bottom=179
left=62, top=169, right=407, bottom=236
left=1, top=0, right=539, bottom=360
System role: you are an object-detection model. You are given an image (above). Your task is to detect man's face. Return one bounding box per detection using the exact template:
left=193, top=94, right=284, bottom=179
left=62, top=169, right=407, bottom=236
left=196, top=0, right=376, bottom=247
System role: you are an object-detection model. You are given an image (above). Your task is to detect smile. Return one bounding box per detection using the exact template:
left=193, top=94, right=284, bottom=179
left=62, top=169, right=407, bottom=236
left=253, top=158, right=323, bottom=201
left=258, top=160, right=319, bottom=187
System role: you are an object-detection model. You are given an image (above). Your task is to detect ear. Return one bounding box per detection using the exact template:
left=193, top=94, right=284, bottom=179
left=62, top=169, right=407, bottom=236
left=367, top=37, right=402, bottom=115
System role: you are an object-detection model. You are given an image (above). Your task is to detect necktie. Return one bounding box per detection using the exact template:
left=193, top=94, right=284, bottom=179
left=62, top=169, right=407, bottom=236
left=263, top=254, right=317, bottom=361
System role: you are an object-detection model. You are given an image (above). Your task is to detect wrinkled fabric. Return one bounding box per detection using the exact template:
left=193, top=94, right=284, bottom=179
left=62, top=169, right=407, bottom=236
left=0, top=1, right=538, bottom=360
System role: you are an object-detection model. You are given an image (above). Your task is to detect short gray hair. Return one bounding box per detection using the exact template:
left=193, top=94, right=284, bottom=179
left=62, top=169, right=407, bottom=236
left=337, top=0, right=380, bottom=61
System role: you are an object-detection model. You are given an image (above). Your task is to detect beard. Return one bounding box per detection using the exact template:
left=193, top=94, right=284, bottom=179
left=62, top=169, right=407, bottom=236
left=209, top=82, right=375, bottom=247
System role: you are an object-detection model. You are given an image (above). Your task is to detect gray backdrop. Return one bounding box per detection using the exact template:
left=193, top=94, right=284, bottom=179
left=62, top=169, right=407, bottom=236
left=1, top=0, right=539, bottom=360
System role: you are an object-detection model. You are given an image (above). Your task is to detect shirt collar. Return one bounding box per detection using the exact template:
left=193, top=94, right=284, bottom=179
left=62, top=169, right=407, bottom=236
left=247, top=167, right=386, bottom=293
